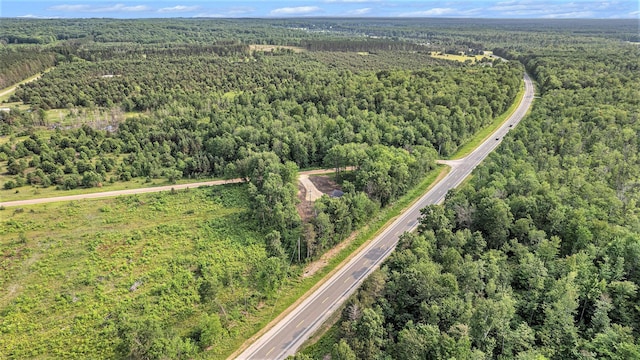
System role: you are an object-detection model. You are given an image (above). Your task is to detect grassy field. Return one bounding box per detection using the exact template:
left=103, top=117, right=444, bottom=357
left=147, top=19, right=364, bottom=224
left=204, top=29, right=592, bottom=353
left=249, top=44, right=305, bottom=53
left=0, top=184, right=276, bottom=358
left=429, top=51, right=493, bottom=63
left=448, top=77, right=526, bottom=160
left=0, top=102, right=131, bottom=130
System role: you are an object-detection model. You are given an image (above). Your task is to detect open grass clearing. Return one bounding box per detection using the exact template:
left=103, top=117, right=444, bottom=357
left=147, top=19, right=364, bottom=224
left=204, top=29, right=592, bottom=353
left=42, top=107, right=142, bottom=128
left=429, top=50, right=493, bottom=63
left=249, top=44, right=306, bottom=53
left=0, top=184, right=271, bottom=358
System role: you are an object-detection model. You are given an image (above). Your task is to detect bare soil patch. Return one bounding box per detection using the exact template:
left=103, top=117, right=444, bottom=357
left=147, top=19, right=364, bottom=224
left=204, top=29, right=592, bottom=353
left=299, top=175, right=347, bottom=278
left=296, top=175, right=342, bottom=222
left=308, top=175, right=341, bottom=194
left=297, top=181, right=314, bottom=222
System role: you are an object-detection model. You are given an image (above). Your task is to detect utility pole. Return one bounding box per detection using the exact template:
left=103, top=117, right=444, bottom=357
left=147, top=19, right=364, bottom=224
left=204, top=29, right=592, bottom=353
left=297, top=237, right=301, bottom=263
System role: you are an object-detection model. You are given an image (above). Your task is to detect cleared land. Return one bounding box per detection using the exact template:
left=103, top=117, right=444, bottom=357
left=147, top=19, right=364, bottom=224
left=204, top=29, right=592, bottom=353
left=0, top=185, right=268, bottom=358
left=429, top=51, right=493, bottom=63
left=249, top=44, right=306, bottom=53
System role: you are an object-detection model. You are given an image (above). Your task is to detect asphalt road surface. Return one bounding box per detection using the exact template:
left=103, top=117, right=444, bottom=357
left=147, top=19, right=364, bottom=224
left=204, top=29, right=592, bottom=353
left=236, top=72, right=534, bottom=360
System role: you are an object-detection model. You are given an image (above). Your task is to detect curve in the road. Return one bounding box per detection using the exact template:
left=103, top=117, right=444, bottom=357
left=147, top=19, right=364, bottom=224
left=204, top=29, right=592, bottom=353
left=236, top=72, right=534, bottom=360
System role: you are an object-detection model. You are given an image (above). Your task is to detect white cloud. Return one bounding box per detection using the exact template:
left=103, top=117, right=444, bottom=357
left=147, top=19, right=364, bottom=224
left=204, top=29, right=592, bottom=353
left=270, top=6, right=321, bottom=16
left=193, top=6, right=254, bottom=17
left=489, top=1, right=561, bottom=16
left=489, top=1, right=541, bottom=12
left=596, top=1, right=612, bottom=10
left=462, top=8, right=484, bottom=16
left=17, top=14, right=60, bottom=18
left=542, top=11, right=595, bottom=18
left=102, top=4, right=150, bottom=12
left=347, top=7, right=372, bottom=15
left=493, top=0, right=518, bottom=4
left=158, top=5, right=199, bottom=13
left=629, top=10, right=640, bottom=16
left=48, top=3, right=151, bottom=13
left=400, top=7, right=456, bottom=16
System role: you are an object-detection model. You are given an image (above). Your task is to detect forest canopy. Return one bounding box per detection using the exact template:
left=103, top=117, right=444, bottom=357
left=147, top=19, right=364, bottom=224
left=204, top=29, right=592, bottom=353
left=303, top=19, right=640, bottom=360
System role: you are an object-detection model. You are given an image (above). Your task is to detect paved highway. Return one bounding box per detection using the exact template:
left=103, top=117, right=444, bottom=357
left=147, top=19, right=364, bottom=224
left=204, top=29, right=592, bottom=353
left=236, top=72, right=534, bottom=360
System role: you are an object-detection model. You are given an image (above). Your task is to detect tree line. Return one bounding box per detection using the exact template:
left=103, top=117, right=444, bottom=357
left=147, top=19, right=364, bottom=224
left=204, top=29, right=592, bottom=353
left=0, top=47, right=57, bottom=89
left=2, top=51, right=521, bottom=192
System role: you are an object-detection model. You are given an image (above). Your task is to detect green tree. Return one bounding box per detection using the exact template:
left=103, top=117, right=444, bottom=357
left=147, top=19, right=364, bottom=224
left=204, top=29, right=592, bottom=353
left=331, top=339, right=356, bottom=360
left=198, top=313, right=224, bottom=350
left=353, top=308, right=384, bottom=360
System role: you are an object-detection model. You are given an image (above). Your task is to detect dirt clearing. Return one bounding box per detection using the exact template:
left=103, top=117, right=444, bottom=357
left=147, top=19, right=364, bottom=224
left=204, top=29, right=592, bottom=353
left=249, top=45, right=306, bottom=53
left=296, top=174, right=342, bottom=223
left=308, top=175, right=341, bottom=194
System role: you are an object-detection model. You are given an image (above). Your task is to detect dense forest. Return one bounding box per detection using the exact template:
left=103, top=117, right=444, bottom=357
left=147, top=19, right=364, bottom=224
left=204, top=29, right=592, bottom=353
left=0, top=46, right=526, bottom=284
left=1, top=18, right=638, bottom=360
left=302, top=23, right=640, bottom=360
left=1, top=44, right=520, bottom=260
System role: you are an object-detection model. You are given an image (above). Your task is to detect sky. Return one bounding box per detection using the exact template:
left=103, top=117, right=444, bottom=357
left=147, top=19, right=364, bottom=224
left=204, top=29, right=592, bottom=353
left=2, top=0, right=638, bottom=19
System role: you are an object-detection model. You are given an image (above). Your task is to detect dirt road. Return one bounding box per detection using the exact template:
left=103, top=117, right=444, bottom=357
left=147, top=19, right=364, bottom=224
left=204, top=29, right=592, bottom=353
left=299, top=174, right=324, bottom=202
left=0, top=69, right=50, bottom=100
left=0, top=85, right=21, bottom=99
left=0, top=168, right=340, bottom=208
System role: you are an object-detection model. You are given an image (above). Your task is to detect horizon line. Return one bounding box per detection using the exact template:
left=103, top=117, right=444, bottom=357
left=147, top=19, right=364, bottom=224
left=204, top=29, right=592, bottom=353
left=4, top=16, right=638, bottom=20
